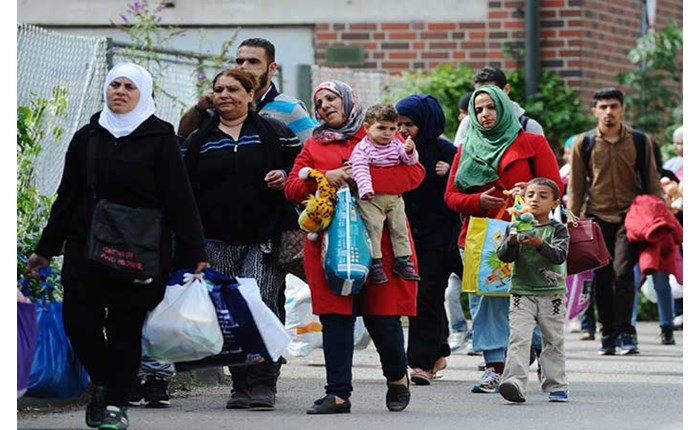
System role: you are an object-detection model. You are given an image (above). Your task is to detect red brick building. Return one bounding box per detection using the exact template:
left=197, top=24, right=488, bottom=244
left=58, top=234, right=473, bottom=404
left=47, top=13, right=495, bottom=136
left=314, top=0, right=683, bottom=103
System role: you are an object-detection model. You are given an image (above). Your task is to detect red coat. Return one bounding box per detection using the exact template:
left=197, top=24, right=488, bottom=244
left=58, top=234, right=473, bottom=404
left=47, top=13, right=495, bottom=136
left=444, top=131, right=564, bottom=247
left=284, top=127, right=426, bottom=316
left=625, top=194, right=683, bottom=277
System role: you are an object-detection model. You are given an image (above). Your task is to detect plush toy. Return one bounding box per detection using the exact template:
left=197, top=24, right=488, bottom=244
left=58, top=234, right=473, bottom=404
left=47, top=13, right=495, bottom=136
left=297, top=167, right=338, bottom=241
left=505, top=193, right=537, bottom=240
left=661, top=177, right=683, bottom=214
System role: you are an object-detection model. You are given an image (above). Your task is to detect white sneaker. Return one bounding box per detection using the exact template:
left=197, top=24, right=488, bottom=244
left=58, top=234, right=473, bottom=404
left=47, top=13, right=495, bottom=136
left=448, top=331, right=467, bottom=352
left=674, top=315, right=683, bottom=330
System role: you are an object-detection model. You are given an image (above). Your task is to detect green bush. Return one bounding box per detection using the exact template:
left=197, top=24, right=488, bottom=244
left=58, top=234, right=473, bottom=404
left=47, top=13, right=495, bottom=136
left=17, top=87, right=68, bottom=299
left=395, top=64, right=476, bottom=141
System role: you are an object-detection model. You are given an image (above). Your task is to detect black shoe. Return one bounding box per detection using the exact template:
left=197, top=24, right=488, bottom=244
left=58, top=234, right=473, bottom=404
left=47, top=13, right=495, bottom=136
left=99, top=405, right=129, bottom=430
left=386, top=377, right=410, bottom=412
left=127, top=378, right=146, bottom=407
left=661, top=327, right=676, bottom=345
left=249, top=384, right=276, bottom=410
left=144, top=376, right=171, bottom=408
left=227, top=366, right=251, bottom=409
left=598, top=334, right=617, bottom=355
left=226, top=390, right=251, bottom=409
left=391, top=259, right=421, bottom=281
left=85, top=385, right=106, bottom=428
left=306, top=394, right=351, bottom=415
left=369, top=261, right=389, bottom=284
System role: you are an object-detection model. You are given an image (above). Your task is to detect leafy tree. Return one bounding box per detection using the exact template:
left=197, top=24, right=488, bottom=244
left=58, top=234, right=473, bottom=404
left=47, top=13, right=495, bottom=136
left=617, top=20, right=682, bottom=148
left=508, top=69, right=594, bottom=153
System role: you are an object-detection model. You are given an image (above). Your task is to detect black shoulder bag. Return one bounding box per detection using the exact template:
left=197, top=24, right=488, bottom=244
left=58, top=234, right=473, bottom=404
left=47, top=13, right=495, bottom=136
left=85, top=131, right=164, bottom=281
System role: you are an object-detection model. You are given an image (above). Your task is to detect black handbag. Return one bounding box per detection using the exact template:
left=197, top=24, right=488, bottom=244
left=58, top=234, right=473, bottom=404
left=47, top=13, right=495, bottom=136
left=84, top=132, right=163, bottom=281
left=86, top=200, right=163, bottom=280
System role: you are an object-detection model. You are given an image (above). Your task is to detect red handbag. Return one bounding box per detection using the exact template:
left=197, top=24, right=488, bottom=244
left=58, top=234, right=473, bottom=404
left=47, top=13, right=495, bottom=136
left=566, top=213, right=611, bottom=275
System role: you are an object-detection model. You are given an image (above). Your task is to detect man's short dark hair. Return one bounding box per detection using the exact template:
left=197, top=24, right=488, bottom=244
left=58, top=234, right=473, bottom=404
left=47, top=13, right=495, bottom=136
left=592, top=88, right=625, bottom=107
left=365, top=103, right=399, bottom=124
left=474, top=66, right=508, bottom=89
left=238, top=38, right=276, bottom=63
left=526, top=177, right=560, bottom=200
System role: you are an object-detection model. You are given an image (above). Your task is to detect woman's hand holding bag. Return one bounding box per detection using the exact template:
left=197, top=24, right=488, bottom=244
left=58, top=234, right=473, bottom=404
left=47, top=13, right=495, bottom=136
left=142, top=272, right=223, bottom=363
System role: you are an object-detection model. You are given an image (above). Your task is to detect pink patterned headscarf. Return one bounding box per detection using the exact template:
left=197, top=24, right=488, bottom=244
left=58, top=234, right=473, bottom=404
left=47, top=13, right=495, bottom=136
left=312, top=80, right=365, bottom=143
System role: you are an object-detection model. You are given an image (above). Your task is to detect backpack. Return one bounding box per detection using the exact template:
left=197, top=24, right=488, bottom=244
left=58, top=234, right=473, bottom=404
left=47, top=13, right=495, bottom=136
left=518, top=115, right=530, bottom=131
left=581, top=129, right=650, bottom=193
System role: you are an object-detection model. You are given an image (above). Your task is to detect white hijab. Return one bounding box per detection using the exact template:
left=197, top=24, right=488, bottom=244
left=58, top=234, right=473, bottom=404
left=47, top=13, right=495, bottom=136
left=98, top=62, right=156, bottom=138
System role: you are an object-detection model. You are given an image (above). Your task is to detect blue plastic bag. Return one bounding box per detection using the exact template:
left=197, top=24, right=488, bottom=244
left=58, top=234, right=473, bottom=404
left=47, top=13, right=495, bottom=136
left=322, top=186, right=372, bottom=296
left=26, top=274, right=90, bottom=399
left=17, top=289, right=38, bottom=399
left=174, top=269, right=272, bottom=371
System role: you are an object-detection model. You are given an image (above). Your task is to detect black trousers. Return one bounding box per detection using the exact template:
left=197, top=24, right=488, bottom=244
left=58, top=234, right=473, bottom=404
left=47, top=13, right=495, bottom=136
left=320, top=314, right=407, bottom=400
left=592, top=218, right=639, bottom=337
left=62, top=292, right=147, bottom=406
left=407, top=245, right=455, bottom=371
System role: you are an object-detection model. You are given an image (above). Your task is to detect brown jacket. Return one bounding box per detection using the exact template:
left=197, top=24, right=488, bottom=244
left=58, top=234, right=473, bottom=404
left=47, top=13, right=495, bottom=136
left=567, top=125, right=663, bottom=224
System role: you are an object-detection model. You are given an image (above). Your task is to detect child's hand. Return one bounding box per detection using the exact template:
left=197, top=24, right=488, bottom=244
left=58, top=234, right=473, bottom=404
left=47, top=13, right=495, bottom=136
left=519, top=233, right=543, bottom=250
left=507, top=231, right=519, bottom=245
left=435, top=161, right=450, bottom=176
left=362, top=192, right=374, bottom=201
left=404, top=136, right=415, bottom=154
left=506, top=182, right=528, bottom=198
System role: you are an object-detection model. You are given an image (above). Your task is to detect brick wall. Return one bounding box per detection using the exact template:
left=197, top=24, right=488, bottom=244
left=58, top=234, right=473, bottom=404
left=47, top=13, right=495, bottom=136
left=313, top=0, right=682, bottom=104
left=315, top=22, right=489, bottom=74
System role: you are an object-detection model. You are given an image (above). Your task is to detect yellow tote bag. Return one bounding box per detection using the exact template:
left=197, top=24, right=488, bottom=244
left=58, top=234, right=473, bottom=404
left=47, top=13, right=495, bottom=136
left=461, top=204, right=512, bottom=297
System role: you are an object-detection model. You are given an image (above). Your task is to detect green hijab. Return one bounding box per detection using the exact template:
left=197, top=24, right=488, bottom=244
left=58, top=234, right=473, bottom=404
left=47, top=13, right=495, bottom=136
left=454, top=85, right=522, bottom=191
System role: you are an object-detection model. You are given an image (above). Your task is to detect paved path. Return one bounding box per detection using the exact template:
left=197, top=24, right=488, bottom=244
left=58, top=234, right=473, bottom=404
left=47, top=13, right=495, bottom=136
left=17, top=321, right=683, bottom=430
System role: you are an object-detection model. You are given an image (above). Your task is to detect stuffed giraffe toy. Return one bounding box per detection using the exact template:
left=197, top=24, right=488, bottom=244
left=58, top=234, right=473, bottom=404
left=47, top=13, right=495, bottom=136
left=297, top=167, right=338, bottom=241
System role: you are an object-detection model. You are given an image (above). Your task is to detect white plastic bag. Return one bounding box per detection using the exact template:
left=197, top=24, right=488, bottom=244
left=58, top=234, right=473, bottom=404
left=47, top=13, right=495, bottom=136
left=640, top=274, right=683, bottom=304
left=236, top=277, right=291, bottom=362
left=284, top=274, right=323, bottom=357
left=143, top=273, right=223, bottom=362
left=283, top=274, right=371, bottom=357
left=640, top=276, right=658, bottom=304
left=669, top=274, right=683, bottom=299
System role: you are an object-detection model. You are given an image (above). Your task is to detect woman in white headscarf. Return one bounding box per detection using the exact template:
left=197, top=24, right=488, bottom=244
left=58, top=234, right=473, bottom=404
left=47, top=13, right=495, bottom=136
left=27, top=63, right=209, bottom=430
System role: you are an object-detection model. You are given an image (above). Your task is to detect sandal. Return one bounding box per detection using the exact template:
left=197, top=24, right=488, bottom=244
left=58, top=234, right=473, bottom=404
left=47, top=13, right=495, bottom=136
left=432, top=357, right=447, bottom=375
left=410, top=368, right=435, bottom=386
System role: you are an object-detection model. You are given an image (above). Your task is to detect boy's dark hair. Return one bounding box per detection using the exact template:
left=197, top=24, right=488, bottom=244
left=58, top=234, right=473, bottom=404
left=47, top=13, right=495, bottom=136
left=365, top=103, right=399, bottom=124
left=239, top=38, right=276, bottom=62
left=474, top=66, right=508, bottom=89
left=458, top=92, right=473, bottom=111
left=526, top=177, right=560, bottom=200
left=592, top=87, right=624, bottom=107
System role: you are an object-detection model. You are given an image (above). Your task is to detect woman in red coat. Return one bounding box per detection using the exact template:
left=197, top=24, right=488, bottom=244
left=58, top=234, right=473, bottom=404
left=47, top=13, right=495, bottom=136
left=285, top=81, right=425, bottom=414
left=444, top=86, right=562, bottom=394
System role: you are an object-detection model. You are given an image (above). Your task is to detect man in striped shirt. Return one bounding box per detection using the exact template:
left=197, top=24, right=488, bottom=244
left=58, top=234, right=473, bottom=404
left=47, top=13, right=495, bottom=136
left=350, top=103, right=421, bottom=285
left=178, top=38, right=315, bottom=143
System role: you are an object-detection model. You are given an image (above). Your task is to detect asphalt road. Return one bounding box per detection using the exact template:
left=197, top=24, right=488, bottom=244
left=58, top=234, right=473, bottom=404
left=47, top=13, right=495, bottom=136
left=17, top=321, right=683, bottom=430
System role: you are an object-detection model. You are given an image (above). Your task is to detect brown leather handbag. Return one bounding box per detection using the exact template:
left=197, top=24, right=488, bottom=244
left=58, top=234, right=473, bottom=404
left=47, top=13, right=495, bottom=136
left=566, top=212, right=611, bottom=275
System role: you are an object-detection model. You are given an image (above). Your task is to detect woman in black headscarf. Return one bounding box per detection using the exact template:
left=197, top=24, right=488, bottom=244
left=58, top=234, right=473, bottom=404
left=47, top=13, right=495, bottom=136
left=395, top=94, right=461, bottom=385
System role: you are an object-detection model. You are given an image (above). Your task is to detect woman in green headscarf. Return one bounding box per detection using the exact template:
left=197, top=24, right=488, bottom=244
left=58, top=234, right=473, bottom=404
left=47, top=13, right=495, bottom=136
left=444, top=85, right=562, bottom=394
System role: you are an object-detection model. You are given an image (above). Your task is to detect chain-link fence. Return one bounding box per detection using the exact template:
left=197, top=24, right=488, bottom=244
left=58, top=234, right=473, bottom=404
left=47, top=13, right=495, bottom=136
left=18, top=24, right=109, bottom=196
left=17, top=24, right=232, bottom=196
left=18, top=25, right=409, bottom=196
